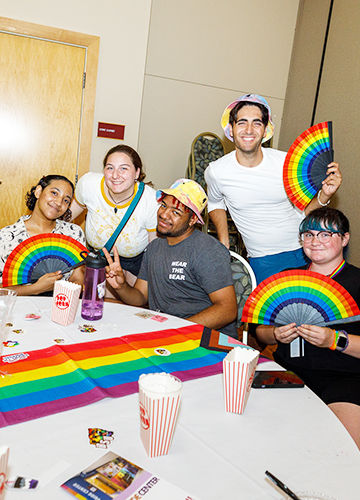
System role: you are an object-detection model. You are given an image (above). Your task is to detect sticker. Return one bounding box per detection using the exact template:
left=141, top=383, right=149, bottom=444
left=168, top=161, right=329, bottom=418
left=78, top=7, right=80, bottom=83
left=25, top=313, right=41, bottom=320
left=2, top=352, right=29, bottom=363
left=97, top=280, right=106, bottom=299
left=54, top=293, right=70, bottom=310
left=135, top=311, right=153, bottom=319
left=78, top=324, right=97, bottom=333
left=6, top=477, right=39, bottom=490
left=88, top=428, right=114, bottom=448
left=154, top=348, right=171, bottom=356
left=150, top=315, right=168, bottom=322
left=12, top=329, right=23, bottom=334
left=54, top=338, right=65, bottom=344
left=3, top=341, right=19, bottom=348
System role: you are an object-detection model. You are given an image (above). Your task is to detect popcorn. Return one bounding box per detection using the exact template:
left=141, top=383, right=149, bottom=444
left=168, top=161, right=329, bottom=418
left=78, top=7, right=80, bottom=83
left=138, top=373, right=182, bottom=457
left=223, top=346, right=259, bottom=414
left=51, top=281, right=81, bottom=326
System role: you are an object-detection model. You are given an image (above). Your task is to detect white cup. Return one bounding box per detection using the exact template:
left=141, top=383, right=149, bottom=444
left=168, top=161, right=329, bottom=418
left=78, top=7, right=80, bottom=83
left=0, top=446, right=9, bottom=499
left=138, top=373, right=182, bottom=457
left=0, top=289, right=17, bottom=357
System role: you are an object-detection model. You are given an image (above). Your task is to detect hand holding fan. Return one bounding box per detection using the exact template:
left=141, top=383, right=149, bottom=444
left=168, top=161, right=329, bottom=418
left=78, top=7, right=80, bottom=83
left=241, top=269, right=360, bottom=327
left=2, top=234, right=88, bottom=286
left=283, top=121, right=333, bottom=211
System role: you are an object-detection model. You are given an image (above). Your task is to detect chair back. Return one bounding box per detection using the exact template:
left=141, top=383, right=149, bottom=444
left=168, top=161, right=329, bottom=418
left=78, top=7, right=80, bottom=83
left=229, top=251, right=256, bottom=342
left=186, top=132, right=225, bottom=189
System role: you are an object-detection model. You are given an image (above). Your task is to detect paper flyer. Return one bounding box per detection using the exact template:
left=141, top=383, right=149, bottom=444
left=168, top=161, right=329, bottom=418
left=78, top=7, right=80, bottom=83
left=61, top=451, right=197, bottom=500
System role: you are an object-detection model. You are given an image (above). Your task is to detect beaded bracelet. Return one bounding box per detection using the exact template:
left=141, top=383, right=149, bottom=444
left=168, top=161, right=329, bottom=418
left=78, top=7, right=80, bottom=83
left=317, top=189, right=331, bottom=207
left=329, top=330, right=339, bottom=351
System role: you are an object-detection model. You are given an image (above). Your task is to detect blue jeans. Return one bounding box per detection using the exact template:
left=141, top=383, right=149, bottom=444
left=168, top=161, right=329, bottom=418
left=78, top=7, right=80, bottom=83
left=249, top=248, right=308, bottom=285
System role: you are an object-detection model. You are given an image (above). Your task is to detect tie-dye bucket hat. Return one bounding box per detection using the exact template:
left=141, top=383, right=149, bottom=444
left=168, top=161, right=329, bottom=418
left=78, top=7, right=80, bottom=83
left=221, top=93, right=274, bottom=143
left=156, top=178, right=208, bottom=225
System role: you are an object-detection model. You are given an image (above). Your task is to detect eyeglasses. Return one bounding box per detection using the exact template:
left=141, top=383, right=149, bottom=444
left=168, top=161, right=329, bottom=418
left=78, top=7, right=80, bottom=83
left=300, top=231, right=342, bottom=243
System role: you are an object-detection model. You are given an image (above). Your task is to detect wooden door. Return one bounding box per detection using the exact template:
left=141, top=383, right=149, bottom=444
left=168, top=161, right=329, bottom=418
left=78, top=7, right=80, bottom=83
left=0, top=17, right=99, bottom=229
left=0, top=32, right=85, bottom=227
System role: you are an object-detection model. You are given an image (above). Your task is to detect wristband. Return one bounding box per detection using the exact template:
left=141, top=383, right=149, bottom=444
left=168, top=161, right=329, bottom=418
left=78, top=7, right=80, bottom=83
left=329, top=330, right=339, bottom=351
left=317, top=189, right=331, bottom=207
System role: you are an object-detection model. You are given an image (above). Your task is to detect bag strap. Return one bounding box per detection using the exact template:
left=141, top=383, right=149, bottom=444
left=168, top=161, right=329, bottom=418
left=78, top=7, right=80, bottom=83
left=103, top=181, right=145, bottom=254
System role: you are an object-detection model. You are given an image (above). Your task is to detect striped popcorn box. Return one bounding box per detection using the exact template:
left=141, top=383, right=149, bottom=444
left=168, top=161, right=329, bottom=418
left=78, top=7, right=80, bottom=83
left=0, top=446, right=9, bottom=499
left=223, top=346, right=259, bottom=414
left=51, top=280, right=82, bottom=326
left=138, top=373, right=182, bottom=457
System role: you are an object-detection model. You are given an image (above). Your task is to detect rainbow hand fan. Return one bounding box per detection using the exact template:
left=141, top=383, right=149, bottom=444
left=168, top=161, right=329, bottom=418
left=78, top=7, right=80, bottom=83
left=241, top=269, right=360, bottom=327
left=2, top=233, right=88, bottom=286
left=283, top=121, right=333, bottom=211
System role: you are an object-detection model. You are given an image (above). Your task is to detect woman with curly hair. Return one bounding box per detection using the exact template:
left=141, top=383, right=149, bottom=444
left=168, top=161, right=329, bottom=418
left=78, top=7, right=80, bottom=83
left=0, top=174, right=86, bottom=295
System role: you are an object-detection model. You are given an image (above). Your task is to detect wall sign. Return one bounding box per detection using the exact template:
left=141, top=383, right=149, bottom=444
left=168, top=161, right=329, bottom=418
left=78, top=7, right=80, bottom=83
left=97, top=122, right=125, bottom=140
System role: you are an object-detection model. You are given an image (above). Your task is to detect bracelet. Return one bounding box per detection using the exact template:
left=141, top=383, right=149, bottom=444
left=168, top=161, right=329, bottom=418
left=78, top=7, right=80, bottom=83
left=317, top=189, right=331, bottom=207
left=329, top=330, right=339, bottom=351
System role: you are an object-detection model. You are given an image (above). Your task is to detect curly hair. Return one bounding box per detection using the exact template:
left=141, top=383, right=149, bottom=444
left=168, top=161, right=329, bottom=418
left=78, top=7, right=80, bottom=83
left=103, top=144, right=146, bottom=182
left=25, top=174, right=75, bottom=220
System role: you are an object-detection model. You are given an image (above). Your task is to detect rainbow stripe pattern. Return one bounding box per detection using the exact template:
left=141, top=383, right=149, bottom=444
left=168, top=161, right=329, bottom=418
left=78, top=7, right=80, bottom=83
left=2, top=233, right=87, bottom=286
left=241, top=270, right=360, bottom=327
left=283, top=121, right=333, bottom=211
left=0, top=324, right=225, bottom=427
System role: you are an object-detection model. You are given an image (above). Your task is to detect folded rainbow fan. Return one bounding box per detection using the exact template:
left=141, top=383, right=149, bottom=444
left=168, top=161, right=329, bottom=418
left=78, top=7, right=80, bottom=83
left=283, top=121, right=333, bottom=211
left=241, top=269, right=360, bottom=327
left=2, top=233, right=88, bottom=286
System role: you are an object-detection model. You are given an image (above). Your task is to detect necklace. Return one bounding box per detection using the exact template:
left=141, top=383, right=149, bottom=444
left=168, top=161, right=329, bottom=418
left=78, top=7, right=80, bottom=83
left=107, top=188, right=135, bottom=214
left=308, top=259, right=346, bottom=278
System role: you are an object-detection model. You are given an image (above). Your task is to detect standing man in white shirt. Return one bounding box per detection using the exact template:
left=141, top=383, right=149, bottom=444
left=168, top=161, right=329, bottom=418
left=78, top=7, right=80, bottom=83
left=204, top=94, right=342, bottom=283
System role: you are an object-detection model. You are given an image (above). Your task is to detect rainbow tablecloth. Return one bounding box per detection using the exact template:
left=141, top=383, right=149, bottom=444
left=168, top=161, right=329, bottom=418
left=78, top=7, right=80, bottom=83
left=0, top=324, right=226, bottom=427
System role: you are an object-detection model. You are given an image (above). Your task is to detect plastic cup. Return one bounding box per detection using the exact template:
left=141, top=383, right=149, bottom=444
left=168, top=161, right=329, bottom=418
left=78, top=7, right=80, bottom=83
left=138, top=372, right=182, bottom=457
left=51, top=280, right=82, bottom=326
left=223, top=346, right=259, bottom=414
left=0, top=446, right=9, bottom=499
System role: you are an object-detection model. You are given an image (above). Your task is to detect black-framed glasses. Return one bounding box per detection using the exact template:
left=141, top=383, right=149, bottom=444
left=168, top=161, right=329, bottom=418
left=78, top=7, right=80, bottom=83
left=300, top=230, right=342, bottom=243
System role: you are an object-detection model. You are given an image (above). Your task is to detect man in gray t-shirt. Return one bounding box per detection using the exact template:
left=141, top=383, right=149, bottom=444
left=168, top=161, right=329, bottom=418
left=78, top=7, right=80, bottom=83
left=103, top=178, right=238, bottom=338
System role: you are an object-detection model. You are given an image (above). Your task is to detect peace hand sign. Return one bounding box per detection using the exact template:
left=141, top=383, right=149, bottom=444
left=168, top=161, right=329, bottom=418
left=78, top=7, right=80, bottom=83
left=103, top=247, right=126, bottom=290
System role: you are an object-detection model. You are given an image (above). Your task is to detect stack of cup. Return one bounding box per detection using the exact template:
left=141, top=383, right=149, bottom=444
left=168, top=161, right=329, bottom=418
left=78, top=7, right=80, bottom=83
left=0, top=289, right=17, bottom=357
left=51, top=280, right=82, bottom=326
left=138, top=372, right=182, bottom=457
left=223, top=346, right=260, bottom=414
left=0, top=446, right=9, bottom=499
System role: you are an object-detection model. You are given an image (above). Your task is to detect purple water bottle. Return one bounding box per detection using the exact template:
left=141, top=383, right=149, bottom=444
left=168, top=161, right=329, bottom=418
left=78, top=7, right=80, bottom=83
left=81, top=252, right=107, bottom=320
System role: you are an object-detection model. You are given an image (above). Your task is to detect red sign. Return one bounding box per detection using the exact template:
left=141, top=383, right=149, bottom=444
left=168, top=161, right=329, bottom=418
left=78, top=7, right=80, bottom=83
left=97, top=122, right=125, bottom=140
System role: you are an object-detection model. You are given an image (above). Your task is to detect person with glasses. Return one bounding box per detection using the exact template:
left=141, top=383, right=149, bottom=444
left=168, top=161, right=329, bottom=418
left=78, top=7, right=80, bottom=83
left=255, top=207, right=360, bottom=448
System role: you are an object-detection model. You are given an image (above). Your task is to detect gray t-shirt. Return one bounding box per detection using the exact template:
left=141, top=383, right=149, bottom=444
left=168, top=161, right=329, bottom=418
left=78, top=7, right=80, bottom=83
left=138, top=229, right=237, bottom=337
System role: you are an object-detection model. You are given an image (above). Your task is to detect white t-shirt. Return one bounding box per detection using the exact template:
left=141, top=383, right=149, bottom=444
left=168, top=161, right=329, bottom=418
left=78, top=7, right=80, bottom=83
left=205, top=148, right=304, bottom=258
left=74, top=173, right=158, bottom=258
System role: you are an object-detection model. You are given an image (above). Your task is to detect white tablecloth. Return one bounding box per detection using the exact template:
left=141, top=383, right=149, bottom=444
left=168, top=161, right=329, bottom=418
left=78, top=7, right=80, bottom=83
left=0, top=297, right=359, bottom=500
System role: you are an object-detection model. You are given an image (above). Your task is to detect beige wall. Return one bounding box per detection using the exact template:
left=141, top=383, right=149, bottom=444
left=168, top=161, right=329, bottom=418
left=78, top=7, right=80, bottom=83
left=280, top=0, right=360, bottom=265
left=278, top=0, right=331, bottom=151
left=0, top=0, right=301, bottom=191
left=0, top=0, right=152, bottom=173
left=139, top=0, right=300, bottom=188
left=315, top=0, right=360, bottom=265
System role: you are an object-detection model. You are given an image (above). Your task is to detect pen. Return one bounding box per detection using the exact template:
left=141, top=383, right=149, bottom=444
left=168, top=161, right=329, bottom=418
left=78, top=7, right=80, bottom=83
left=265, top=470, right=301, bottom=500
